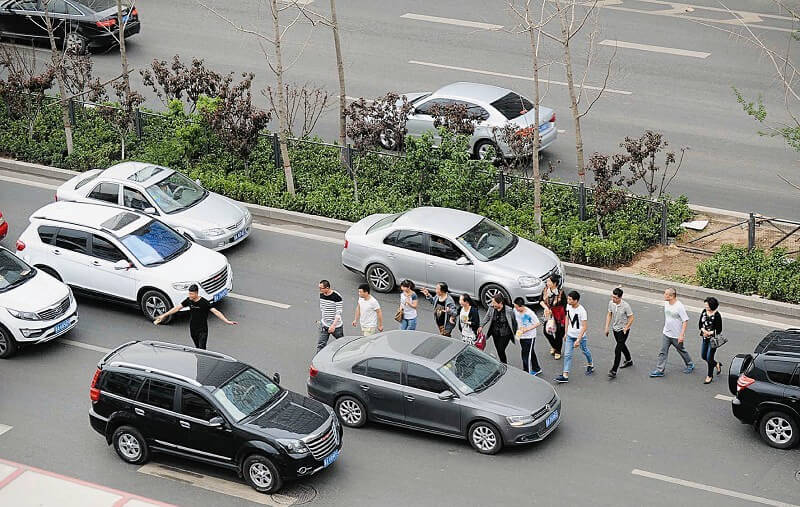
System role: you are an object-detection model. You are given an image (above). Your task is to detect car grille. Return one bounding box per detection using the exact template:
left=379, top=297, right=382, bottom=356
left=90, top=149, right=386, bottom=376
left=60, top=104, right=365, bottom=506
left=227, top=218, right=244, bottom=231
left=37, top=296, right=70, bottom=321
left=200, top=267, right=228, bottom=294
left=540, top=265, right=559, bottom=282
left=533, top=394, right=558, bottom=420
left=305, top=421, right=337, bottom=460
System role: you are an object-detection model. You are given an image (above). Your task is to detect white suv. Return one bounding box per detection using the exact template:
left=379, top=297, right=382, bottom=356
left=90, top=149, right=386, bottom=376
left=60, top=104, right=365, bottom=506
left=16, top=201, right=233, bottom=323
left=0, top=246, right=78, bottom=358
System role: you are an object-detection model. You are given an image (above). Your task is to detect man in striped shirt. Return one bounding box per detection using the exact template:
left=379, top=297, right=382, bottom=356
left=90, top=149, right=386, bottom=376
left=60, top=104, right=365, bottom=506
left=317, top=279, right=344, bottom=352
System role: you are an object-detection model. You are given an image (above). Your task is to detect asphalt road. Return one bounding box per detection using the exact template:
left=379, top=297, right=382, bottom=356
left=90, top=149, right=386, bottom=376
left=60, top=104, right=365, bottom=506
left=1, top=178, right=799, bottom=506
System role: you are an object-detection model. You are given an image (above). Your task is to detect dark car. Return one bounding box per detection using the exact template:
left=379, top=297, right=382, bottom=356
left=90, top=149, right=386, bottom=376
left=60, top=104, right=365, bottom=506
left=0, top=0, right=140, bottom=54
left=728, top=328, right=800, bottom=449
left=89, top=341, right=342, bottom=494
left=308, top=331, right=561, bottom=455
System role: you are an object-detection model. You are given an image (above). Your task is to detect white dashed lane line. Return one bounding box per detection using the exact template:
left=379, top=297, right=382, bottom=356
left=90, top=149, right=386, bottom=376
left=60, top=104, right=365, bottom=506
left=60, top=339, right=111, bottom=354
left=228, top=292, right=291, bottom=309
left=0, top=425, right=12, bottom=437
left=714, top=394, right=734, bottom=402
left=599, top=40, right=710, bottom=59
left=400, top=13, right=502, bottom=30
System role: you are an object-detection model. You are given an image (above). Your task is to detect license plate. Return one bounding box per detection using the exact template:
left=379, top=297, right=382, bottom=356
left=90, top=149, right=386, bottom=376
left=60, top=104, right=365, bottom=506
left=54, top=318, right=71, bottom=334
left=538, top=123, right=549, bottom=132
left=323, top=449, right=339, bottom=467
left=213, top=288, right=229, bottom=303
left=545, top=409, right=559, bottom=428
left=233, top=228, right=249, bottom=241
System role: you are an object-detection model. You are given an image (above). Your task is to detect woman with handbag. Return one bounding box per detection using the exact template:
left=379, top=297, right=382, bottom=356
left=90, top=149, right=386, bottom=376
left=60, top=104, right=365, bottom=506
left=540, top=274, right=566, bottom=360
left=458, top=294, right=481, bottom=346
left=699, top=296, right=723, bottom=384
left=398, top=279, right=419, bottom=330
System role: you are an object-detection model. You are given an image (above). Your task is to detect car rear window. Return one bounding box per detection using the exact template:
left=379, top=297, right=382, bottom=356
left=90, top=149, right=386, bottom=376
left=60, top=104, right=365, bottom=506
left=82, top=0, right=121, bottom=11
left=366, top=213, right=404, bottom=234
left=490, top=92, right=533, bottom=120
left=75, top=173, right=99, bottom=190
left=333, top=336, right=379, bottom=361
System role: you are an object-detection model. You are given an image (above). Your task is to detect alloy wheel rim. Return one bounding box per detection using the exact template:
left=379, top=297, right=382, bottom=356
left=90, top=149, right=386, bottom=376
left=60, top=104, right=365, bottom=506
left=339, top=400, right=362, bottom=425
left=145, top=296, right=166, bottom=318
left=484, top=287, right=503, bottom=306
left=472, top=426, right=497, bottom=451
left=0, top=334, right=7, bottom=355
left=766, top=417, right=792, bottom=444
left=249, top=462, right=273, bottom=489
left=369, top=268, right=390, bottom=291
left=478, top=144, right=492, bottom=159
left=118, top=433, right=141, bottom=460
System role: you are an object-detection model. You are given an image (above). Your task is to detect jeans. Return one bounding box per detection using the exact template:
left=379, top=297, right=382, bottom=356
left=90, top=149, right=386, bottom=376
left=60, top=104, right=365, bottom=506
left=611, top=329, right=632, bottom=372
left=655, top=334, right=693, bottom=373
left=191, top=330, right=208, bottom=350
left=520, top=338, right=540, bottom=373
left=317, top=324, right=344, bottom=352
left=492, top=333, right=513, bottom=364
left=700, top=338, right=718, bottom=377
left=563, top=335, right=592, bottom=375
left=400, top=318, right=417, bottom=330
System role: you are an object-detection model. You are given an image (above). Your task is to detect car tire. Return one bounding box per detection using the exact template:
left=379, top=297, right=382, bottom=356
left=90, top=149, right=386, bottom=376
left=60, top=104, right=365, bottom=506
left=242, top=454, right=282, bottom=494
left=379, top=129, right=399, bottom=151
left=65, top=32, right=88, bottom=55
left=140, top=289, right=172, bottom=324
left=335, top=395, right=367, bottom=428
left=112, top=426, right=150, bottom=465
left=468, top=421, right=503, bottom=455
left=37, top=265, right=62, bottom=282
left=366, top=263, right=395, bottom=293
left=759, top=411, right=799, bottom=449
left=474, top=140, right=499, bottom=160
left=0, top=325, right=18, bottom=359
left=480, top=283, right=510, bottom=308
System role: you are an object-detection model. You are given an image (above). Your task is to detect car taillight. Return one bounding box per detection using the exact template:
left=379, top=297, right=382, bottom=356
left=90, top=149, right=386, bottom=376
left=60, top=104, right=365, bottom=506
left=90, top=368, right=102, bottom=401
left=15, top=240, right=25, bottom=252
left=549, top=112, right=556, bottom=123
left=54, top=192, right=58, bottom=201
left=344, top=240, right=349, bottom=249
left=309, top=364, right=319, bottom=378
left=737, top=374, right=755, bottom=392
left=96, top=18, right=117, bottom=28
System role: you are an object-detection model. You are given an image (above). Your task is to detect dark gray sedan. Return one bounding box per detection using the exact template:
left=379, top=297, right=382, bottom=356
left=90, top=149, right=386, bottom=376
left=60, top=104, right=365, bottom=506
left=307, top=331, right=561, bottom=454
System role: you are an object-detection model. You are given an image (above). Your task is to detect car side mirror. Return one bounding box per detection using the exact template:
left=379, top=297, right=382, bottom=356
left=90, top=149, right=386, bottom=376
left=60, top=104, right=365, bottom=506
left=273, top=372, right=281, bottom=385
left=114, top=259, right=131, bottom=270
left=455, top=256, right=472, bottom=266
left=208, top=416, right=225, bottom=429
left=143, top=207, right=156, bottom=215
left=437, top=390, right=456, bottom=401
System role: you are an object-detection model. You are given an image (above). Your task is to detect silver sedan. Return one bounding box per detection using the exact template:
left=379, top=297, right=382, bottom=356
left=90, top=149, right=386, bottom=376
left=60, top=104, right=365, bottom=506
left=342, top=207, right=563, bottom=307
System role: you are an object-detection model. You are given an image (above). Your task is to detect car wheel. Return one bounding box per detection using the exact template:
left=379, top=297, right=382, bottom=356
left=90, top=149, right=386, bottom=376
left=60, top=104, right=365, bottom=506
left=759, top=411, right=799, bottom=449
left=474, top=140, right=499, bottom=161
left=480, top=283, right=510, bottom=308
left=468, top=421, right=503, bottom=455
left=366, top=263, right=395, bottom=293
left=37, top=265, right=62, bottom=282
left=112, top=426, right=150, bottom=464
left=65, top=32, right=88, bottom=55
left=335, top=395, right=367, bottom=428
left=140, top=290, right=172, bottom=323
left=0, top=325, right=18, bottom=359
left=242, top=454, right=282, bottom=494
left=379, top=129, right=399, bottom=150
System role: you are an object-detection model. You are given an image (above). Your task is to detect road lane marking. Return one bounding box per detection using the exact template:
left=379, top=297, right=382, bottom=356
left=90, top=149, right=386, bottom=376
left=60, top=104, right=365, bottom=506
left=715, top=394, right=734, bottom=401
left=557, top=129, right=566, bottom=134
left=600, top=40, right=710, bottom=59
left=138, top=463, right=294, bottom=506
left=252, top=222, right=343, bottom=245
left=0, top=425, right=12, bottom=437
left=228, top=292, right=291, bottom=309
left=61, top=339, right=112, bottom=353
left=408, top=60, right=633, bottom=95
left=0, top=173, right=58, bottom=190
left=631, top=469, right=799, bottom=506
left=401, top=13, right=502, bottom=31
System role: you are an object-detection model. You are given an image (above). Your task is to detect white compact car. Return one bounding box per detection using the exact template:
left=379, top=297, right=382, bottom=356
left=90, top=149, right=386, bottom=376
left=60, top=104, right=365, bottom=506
left=56, top=161, right=252, bottom=250
left=0, top=245, right=78, bottom=358
left=15, top=201, right=232, bottom=323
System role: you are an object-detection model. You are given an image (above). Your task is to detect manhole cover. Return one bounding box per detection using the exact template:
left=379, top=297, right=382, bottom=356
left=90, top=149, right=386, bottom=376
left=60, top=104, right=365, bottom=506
left=271, top=484, right=317, bottom=505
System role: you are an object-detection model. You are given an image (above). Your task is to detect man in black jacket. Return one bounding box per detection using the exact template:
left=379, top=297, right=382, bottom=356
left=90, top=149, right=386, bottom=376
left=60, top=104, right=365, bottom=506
left=479, top=294, right=518, bottom=364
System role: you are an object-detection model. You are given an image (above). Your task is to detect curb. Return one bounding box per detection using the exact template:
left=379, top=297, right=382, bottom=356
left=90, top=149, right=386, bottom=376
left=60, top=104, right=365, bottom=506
left=2, top=157, right=797, bottom=318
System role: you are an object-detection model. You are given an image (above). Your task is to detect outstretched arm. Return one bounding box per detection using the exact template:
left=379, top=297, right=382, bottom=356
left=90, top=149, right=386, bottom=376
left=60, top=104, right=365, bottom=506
left=154, top=303, right=184, bottom=325
left=210, top=308, right=238, bottom=325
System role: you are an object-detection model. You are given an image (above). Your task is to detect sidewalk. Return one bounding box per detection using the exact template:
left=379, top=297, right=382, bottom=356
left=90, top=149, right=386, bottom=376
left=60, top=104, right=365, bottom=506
left=0, top=457, right=174, bottom=507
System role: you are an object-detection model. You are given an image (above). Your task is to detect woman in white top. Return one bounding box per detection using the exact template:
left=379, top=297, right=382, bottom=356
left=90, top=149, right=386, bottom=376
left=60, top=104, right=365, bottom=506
left=399, top=279, right=418, bottom=330
left=458, top=294, right=480, bottom=345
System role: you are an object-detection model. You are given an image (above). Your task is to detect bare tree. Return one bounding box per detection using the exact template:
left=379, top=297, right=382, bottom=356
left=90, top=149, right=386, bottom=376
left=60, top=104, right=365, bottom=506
left=41, top=0, right=75, bottom=155
left=264, top=82, right=329, bottom=137
left=0, top=43, right=56, bottom=140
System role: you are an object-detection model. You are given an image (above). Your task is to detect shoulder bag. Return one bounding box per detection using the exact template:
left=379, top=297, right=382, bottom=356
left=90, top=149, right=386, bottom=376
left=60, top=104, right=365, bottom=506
left=394, top=305, right=404, bottom=323
left=711, top=332, right=728, bottom=349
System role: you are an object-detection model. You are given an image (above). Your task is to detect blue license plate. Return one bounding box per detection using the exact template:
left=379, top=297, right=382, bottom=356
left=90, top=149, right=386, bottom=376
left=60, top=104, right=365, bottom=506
left=538, top=123, right=549, bottom=132
left=323, top=449, right=339, bottom=468
left=54, top=318, right=71, bottom=334
left=233, top=228, right=248, bottom=241
left=546, top=409, right=559, bottom=428
left=213, top=288, right=229, bottom=303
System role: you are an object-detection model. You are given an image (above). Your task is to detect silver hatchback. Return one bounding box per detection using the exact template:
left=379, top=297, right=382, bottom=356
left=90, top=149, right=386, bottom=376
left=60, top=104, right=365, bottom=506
left=342, top=207, right=563, bottom=307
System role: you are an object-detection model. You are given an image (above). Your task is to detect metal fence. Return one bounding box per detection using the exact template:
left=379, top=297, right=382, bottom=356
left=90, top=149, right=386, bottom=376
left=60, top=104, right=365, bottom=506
left=680, top=213, right=800, bottom=258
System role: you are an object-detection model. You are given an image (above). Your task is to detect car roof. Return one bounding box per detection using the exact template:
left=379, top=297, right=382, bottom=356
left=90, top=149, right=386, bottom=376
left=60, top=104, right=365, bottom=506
left=31, top=201, right=150, bottom=237
left=432, top=82, right=514, bottom=103
left=101, top=161, right=172, bottom=185
left=393, top=207, right=483, bottom=238
left=755, top=329, right=800, bottom=357
left=102, top=341, right=248, bottom=390
left=347, top=331, right=465, bottom=368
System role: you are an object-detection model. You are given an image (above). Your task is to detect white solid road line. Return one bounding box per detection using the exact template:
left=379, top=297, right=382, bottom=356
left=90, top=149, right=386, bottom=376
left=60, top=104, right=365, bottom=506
left=228, top=292, right=291, bottom=309
left=401, top=13, right=502, bottom=31
left=408, top=60, right=633, bottom=95
left=0, top=425, right=12, bottom=437
left=631, top=469, right=799, bottom=507
left=714, top=394, right=734, bottom=402
left=251, top=222, right=342, bottom=245
left=600, top=40, right=710, bottom=59
left=60, top=339, right=112, bottom=354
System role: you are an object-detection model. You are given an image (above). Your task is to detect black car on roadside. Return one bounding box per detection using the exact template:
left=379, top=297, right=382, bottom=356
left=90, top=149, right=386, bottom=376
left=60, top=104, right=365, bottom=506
left=728, top=328, right=800, bottom=449
left=0, top=0, right=140, bottom=54
left=88, top=341, right=342, bottom=494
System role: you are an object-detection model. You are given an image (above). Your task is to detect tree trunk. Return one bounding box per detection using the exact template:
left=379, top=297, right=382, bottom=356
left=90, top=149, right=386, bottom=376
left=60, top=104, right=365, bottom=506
left=526, top=2, right=543, bottom=233
left=116, top=0, right=131, bottom=105
left=555, top=0, right=585, bottom=184
left=329, top=0, right=347, bottom=151
left=271, top=0, right=296, bottom=194
left=43, top=4, right=74, bottom=155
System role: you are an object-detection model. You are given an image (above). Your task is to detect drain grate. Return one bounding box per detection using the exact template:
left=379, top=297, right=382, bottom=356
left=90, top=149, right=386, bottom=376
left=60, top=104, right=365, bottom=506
left=271, top=484, right=317, bottom=505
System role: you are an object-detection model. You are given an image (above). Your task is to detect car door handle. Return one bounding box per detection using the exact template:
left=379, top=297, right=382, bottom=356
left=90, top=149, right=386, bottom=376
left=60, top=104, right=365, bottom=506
left=134, top=408, right=145, bottom=416
left=53, top=249, right=61, bottom=255
left=179, top=420, right=191, bottom=429
left=359, top=384, right=370, bottom=392
left=91, top=260, right=102, bottom=267
left=427, top=262, right=434, bottom=267
left=789, top=395, right=800, bottom=401
left=404, top=395, right=415, bottom=402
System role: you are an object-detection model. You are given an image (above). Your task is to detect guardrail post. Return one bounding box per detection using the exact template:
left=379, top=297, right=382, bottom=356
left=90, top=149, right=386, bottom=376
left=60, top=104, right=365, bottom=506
left=748, top=213, right=756, bottom=251
left=578, top=182, right=586, bottom=221
left=134, top=108, right=143, bottom=138
left=68, top=98, right=75, bottom=126
left=660, top=201, right=668, bottom=245
left=498, top=170, right=506, bottom=199
left=272, top=133, right=282, bottom=169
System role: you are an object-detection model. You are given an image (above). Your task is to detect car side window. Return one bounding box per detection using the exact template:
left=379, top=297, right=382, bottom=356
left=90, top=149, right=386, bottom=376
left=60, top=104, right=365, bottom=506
left=405, top=362, right=448, bottom=393
left=352, top=360, right=367, bottom=376
left=47, top=0, right=70, bottom=14
left=765, top=360, right=795, bottom=385
left=102, top=372, right=145, bottom=399
left=365, top=358, right=402, bottom=384
left=415, top=98, right=455, bottom=116
left=384, top=230, right=427, bottom=254
left=792, top=367, right=800, bottom=388
left=37, top=225, right=58, bottom=244
left=429, top=235, right=462, bottom=261
left=180, top=389, right=217, bottom=421
left=54, top=228, right=89, bottom=254
left=137, top=379, right=177, bottom=411
left=91, top=234, right=126, bottom=262
left=10, top=1, right=39, bottom=11
left=123, top=187, right=151, bottom=211
left=88, top=182, right=120, bottom=204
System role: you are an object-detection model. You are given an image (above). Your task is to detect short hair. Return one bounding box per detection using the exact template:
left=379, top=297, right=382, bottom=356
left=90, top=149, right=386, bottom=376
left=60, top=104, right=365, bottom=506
left=400, top=279, right=415, bottom=290
left=358, top=283, right=370, bottom=294
left=666, top=287, right=677, bottom=297
left=704, top=296, right=719, bottom=311
left=437, top=282, right=449, bottom=293
left=460, top=294, right=474, bottom=306
left=612, top=287, right=623, bottom=298
left=513, top=297, right=526, bottom=307
left=567, top=290, right=580, bottom=301
left=549, top=273, right=561, bottom=286
left=188, top=283, right=199, bottom=293
left=492, top=294, right=505, bottom=305
left=320, top=279, right=331, bottom=289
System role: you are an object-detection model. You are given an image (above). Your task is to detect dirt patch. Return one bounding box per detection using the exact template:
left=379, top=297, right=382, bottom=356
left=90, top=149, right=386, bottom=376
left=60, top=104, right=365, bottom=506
left=616, top=244, right=705, bottom=284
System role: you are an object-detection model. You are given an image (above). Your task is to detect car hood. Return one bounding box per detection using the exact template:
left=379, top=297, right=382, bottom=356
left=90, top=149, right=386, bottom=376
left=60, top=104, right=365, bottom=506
left=492, top=236, right=559, bottom=278
left=470, top=367, right=556, bottom=415
left=143, top=243, right=228, bottom=282
left=243, top=391, right=331, bottom=439
left=0, top=270, right=70, bottom=312
left=170, top=192, right=246, bottom=232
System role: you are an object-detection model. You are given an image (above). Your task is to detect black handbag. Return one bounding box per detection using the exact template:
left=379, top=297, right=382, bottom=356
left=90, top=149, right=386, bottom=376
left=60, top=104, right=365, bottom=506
left=711, top=332, right=728, bottom=349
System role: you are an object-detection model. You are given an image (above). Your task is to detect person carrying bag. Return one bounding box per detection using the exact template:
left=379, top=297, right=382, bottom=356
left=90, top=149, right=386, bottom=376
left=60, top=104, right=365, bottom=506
left=699, top=296, right=724, bottom=385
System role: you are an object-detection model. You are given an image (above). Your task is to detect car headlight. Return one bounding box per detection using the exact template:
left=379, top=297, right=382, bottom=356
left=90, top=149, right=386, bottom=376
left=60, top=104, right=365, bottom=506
left=277, top=438, right=309, bottom=456
left=506, top=415, right=535, bottom=427
left=243, top=207, right=251, bottom=221
left=203, top=228, right=225, bottom=238
left=7, top=308, right=40, bottom=321
left=518, top=276, right=541, bottom=288
left=172, top=281, right=195, bottom=291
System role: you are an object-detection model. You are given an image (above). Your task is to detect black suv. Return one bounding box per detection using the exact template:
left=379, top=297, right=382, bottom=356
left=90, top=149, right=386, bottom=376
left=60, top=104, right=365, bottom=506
left=728, top=329, right=800, bottom=449
left=89, top=341, right=342, bottom=493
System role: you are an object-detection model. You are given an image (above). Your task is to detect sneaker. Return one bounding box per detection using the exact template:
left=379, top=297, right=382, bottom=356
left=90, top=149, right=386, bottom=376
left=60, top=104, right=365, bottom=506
left=608, top=370, right=617, bottom=378
left=620, top=360, right=633, bottom=369
left=683, top=364, right=695, bottom=374
left=554, top=353, right=562, bottom=360
left=549, top=347, right=556, bottom=356
left=585, top=365, right=595, bottom=375
left=649, top=370, right=664, bottom=378
left=553, top=375, right=569, bottom=383
left=530, top=370, right=542, bottom=377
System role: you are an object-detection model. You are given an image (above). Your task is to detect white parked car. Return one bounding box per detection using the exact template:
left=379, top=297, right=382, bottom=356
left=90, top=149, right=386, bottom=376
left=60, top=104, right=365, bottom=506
left=15, top=201, right=232, bottom=323
left=56, top=161, right=252, bottom=250
left=0, top=246, right=78, bottom=358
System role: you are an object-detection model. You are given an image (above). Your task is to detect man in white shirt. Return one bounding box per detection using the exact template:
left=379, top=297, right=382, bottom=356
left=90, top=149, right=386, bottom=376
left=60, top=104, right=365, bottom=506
left=650, top=287, right=694, bottom=377
left=553, top=291, right=593, bottom=383
left=353, top=284, right=383, bottom=336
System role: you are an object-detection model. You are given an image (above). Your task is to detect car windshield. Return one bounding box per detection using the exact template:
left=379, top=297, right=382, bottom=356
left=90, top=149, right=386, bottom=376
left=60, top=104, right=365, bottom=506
left=212, top=368, right=282, bottom=422
left=456, top=218, right=518, bottom=261
left=0, top=250, right=36, bottom=292
left=367, top=212, right=405, bottom=234
left=438, top=346, right=505, bottom=395
left=145, top=172, right=208, bottom=214
left=119, top=220, right=189, bottom=267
